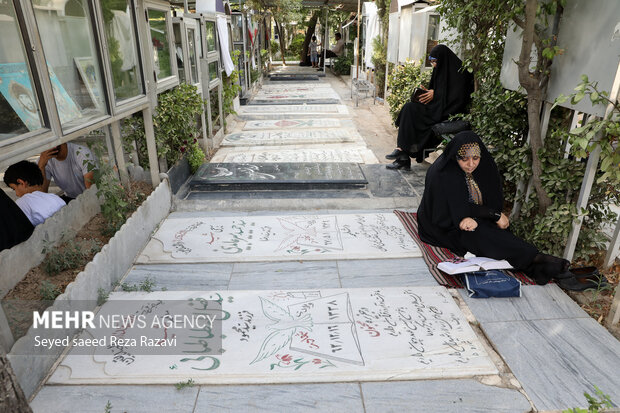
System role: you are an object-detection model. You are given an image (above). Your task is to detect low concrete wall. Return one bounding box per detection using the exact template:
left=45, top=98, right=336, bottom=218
left=0, top=187, right=101, bottom=299
left=8, top=179, right=172, bottom=399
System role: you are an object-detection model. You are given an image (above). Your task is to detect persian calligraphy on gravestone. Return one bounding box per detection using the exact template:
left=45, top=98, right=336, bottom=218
left=213, top=147, right=376, bottom=163
left=49, top=287, right=497, bottom=384
left=243, top=119, right=345, bottom=130
left=221, top=130, right=360, bottom=146
left=240, top=104, right=349, bottom=114
left=139, top=213, right=419, bottom=263
left=191, top=163, right=367, bottom=189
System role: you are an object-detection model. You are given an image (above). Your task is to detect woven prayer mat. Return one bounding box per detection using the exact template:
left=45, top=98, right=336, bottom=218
left=393, top=210, right=535, bottom=288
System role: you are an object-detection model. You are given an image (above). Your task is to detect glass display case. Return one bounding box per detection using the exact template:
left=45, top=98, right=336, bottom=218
left=231, top=14, right=243, bottom=43
left=205, top=20, right=217, bottom=53
left=101, top=0, right=144, bottom=105
left=32, top=0, right=108, bottom=132
left=147, top=8, right=173, bottom=81
left=187, top=26, right=199, bottom=83
left=0, top=0, right=45, bottom=139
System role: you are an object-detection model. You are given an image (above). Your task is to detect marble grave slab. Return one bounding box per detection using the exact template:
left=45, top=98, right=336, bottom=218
left=248, top=98, right=342, bottom=105
left=269, top=75, right=320, bottom=81
left=256, top=90, right=339, bottom=97
left=261, top=82, right=334, bottom=88
left=237, top=105, right=349, bottom=120
left=210, top=146, right=378, bottom=164
left=137, top=213, right=420, bottom=263
left=221, top=129, right=362, bottom=146
left=49, top=287, right=498, bottom=384
left=243, top=119, right=351, bottom=130
left=189, top=163, right=367, bottom=190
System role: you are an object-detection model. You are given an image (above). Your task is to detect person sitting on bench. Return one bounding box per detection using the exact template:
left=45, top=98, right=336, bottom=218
left=318, top=33, right=344, bottom=69
left=386, top=44, right=474, bottom=170
left=417, top=131, right=587, bottom=289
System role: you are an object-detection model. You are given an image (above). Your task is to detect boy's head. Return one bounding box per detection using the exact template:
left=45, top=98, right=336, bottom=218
left=335, top=33, right=342, bottom=40
left=312, top=35, right=317, bottom=41
left=3, top=160, right=44, bottom=197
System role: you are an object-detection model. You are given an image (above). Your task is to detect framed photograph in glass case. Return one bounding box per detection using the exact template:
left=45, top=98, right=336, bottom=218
left=74, top=57, right=105, bottom=110
left=0, top=62, right=42, bottom=131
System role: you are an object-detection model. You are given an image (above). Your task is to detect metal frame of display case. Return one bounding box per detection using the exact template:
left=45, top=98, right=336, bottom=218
left=0, top=0, right=179, bottom=187
left=140, top=0, right=180, bottom=99
left=199, top=13, right=225, bottom=142
left=172, top=14, right=209, bottom=148
left=230, top=11, right=249, bottom=98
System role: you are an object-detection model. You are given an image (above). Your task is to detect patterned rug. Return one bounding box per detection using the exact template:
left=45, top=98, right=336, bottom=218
left=394, top=210, right=535, bottom=288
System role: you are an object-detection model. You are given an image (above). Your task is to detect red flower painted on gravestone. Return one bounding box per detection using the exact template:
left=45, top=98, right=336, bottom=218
left=312, top=358, right=321, bottom=364
left=277, top=354, right=293, bottom=364
left=275, top=120, right=298, bottom=127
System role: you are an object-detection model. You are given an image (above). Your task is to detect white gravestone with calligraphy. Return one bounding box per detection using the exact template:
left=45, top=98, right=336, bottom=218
left=261, top=83, right=334, bottom=89
left=243, top=119, right=348, bottom=130
left=137, top=213, right=420, bottom=264
left=49, top=287, right=498, bottom=384
left=210, top=147, right=378, bottom=164
left=221, top=129, right=363, bottom=146
left=238, top=105, right=350, bottom=120
left=254, top=91, right=341, bottom=100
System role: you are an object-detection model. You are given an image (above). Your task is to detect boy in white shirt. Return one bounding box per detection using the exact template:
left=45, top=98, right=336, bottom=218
left=3, top=161, right=66, bottom=226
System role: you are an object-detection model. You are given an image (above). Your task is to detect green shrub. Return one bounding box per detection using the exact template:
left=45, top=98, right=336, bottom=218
left=87, top=142, right=146, bottom=236
left=223, top=50, right=242, bottom=121
left=122, top=83, right=206, bottom=173
left=40, top=280, right=61, bottom=301
left=333, top=53, right=353, bottom=75
left=288, top=34, right=305, bottom=59
left=371, top=36, right=387, bottom=98
left=386, top=60, right=431, bottom=123
left=42, top=239, right=101, bottom=276
left=270, top=40, right=280, bottom=56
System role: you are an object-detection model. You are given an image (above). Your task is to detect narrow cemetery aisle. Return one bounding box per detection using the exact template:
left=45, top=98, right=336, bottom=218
left=29, top=69, right=620, bottom=413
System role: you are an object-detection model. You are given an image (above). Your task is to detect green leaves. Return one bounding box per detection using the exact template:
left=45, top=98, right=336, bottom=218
left=386, top=60, right=431, bottom=123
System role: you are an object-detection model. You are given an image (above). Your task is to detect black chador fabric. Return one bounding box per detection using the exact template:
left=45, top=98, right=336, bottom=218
left=417, top=131, right=538, bottom=270
left=0, top=189, right=34, bottom=252
left=395, top=44, right=474, bottom=162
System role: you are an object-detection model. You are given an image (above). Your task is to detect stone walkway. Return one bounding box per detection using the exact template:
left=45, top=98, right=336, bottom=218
left=30, top=68, right=620, bottom=412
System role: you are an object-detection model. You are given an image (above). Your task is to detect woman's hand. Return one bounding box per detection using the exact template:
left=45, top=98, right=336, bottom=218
left=459, top=217, right=478, bottom=231
left=496, top=213, right=509, bottom=229
left=419, top=89, right=434, bottom=104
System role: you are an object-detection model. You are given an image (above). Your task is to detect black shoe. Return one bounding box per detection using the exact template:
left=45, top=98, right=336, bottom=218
left=386, top=149, right=403, bottom=160
left=386, top=158, right=411, bottom=171
left=556, top=275, right=593, bottom=291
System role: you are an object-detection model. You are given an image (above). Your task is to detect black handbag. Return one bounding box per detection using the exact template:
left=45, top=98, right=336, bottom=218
left=410, top=87, right=425, bottom=102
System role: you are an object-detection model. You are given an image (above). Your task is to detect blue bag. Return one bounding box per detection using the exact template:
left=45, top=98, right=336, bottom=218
left=464, top=270, right=521, bottom=298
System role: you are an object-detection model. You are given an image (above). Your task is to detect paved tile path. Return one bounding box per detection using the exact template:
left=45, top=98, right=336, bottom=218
left=31, top=67, right=620, bottom=413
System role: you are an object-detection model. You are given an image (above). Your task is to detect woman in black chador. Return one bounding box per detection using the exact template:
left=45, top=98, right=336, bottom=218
left=417, top=131, right=574, bottom=286
left=0, top=189, right=34, bottom=252
left=387, top=44, right=474, bottom=169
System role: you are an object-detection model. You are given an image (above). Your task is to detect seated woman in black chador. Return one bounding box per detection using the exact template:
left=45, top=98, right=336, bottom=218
left=1, top=189, right=34, bottom=252
left=387, top=44, right=474, bottom=170
left=417, top=131, right=570, bottom=285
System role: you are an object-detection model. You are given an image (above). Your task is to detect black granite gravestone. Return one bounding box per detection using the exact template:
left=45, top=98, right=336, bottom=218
left=190, top=163, right=367, bottom=190
left=268, top=75, right=320, bottom=81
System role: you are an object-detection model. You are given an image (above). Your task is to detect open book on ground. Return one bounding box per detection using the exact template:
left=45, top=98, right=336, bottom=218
left=437, top=256, right=513, bottom=275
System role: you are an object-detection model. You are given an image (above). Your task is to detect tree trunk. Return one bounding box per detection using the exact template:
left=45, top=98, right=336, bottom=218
left=300, top=11, right=320, bottom=65
left=516, top=0, right=552, bottom=213
left=274, top=19, right=287, bottom=65
left=0, top=354, right=32, bottom=413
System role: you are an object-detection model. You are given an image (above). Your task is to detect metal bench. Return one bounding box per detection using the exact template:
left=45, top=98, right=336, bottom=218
left=422, top=120, right=471, bottom=159
left=351, top=78, right=376, bottom=107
